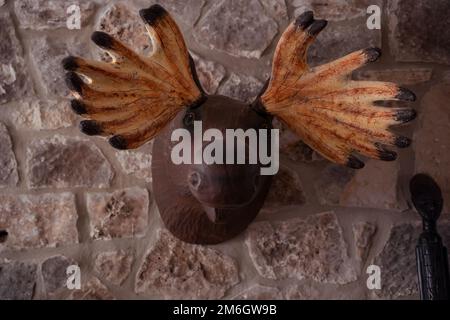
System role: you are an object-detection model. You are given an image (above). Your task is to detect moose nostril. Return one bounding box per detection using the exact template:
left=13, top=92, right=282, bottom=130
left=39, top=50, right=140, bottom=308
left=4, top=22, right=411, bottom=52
left=188, top=172, right=202, bottom=190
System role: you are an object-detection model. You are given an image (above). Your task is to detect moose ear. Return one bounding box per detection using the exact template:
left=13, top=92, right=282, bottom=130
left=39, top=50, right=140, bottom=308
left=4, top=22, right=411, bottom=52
left=254, top=11, right=416, bottom=169
left=62, top=4, right=205, bottom=150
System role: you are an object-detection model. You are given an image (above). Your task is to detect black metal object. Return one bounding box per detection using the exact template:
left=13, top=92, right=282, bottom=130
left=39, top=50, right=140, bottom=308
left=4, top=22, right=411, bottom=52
left=410, top=173, right=450, bottom=300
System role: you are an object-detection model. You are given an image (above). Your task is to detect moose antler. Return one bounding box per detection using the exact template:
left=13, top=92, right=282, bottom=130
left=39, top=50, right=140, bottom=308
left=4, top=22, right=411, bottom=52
left=62, top=5, right=204, bottom=150
left=256, top=11, right=416, bottom=169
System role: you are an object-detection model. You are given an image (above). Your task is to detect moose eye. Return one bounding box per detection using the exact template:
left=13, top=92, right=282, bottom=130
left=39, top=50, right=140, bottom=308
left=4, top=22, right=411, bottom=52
left=183, top=112, right=195, bottom=127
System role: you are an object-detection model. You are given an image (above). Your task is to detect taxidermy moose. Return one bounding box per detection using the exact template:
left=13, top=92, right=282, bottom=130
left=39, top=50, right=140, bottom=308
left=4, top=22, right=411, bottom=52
left=62, top=5, right=416, bottom=244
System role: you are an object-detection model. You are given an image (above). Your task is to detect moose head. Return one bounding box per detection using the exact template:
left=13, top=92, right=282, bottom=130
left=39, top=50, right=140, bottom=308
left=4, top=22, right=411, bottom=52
left=62, top=5, right=416, bottom=244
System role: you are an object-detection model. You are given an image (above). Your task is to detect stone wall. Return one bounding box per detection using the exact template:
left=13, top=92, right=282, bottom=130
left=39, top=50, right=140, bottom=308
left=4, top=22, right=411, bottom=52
left=1, top=0, right=449, bottom=300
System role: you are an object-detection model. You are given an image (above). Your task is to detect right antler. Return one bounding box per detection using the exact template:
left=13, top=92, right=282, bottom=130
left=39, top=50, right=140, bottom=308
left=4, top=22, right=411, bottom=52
left=256, top=11, right=416, bottom=169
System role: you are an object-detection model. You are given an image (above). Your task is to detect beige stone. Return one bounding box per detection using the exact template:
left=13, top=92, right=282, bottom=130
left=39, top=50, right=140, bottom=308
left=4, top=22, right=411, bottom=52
left=191, top=52, right=226, bottom=94
left=0, top=193, right=78, bottom=250
left=218, top=73, right=263, bottom=103
left=194, top=0, right=278, bottom=59
left=26, top=135, right=114, bottom=189
left=14, top=0, right=95, bottom=30
left=246, top=212, right=357, bottom=284
left=0, top=122, right=18, bottom=187
left=135, top=230, right=239, bottom=299
left=12, top=100, right=76, bottom=130
left=233, top=285, right=283, bottom=300
left=68, top=277, right=114, bottom=300
left=87, top=187, right=149, bottom=240
left=94, top=250, right=134, bottom=285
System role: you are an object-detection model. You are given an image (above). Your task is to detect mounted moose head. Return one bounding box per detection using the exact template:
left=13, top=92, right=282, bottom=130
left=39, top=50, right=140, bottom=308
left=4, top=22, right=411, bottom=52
left=62, top=5, right=416, bottom=244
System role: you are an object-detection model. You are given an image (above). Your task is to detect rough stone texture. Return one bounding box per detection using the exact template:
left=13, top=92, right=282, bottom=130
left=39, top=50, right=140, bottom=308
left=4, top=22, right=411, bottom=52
left=153, top=0, right=205, bottom=24
left=374, top=221, right=450, bottom=298
left=0, top=12, right=32, bottom=104
left=191, top=53, right=226, bottom=94
left=218, top=73, right=263, bottom=103
left=260, top=0, right=288, bottom=21
left=314, top=165, right=355, bottom=206
left=12, top=100, right=76, bottom=130
left=69, top=277, right=114, bottom=300
left=87, top=187, right=149, bottom=240
left=285, top=282, right=365, bottom=299
left=41, top=255, right=74, bottom=296
left=264, top=167, right=305, bottom=208
left=0, top=193, right=78, bottom=250
left=292, top=0, right=380, bottom=21
left=282, top=141, right=323, bottom=163
left=373, top=223, right=420, bottom=299
left=308, top=17, right=381, bottom=66
left=0, top=122, right=19, bottom=187
left=353, top=222, right=377, bottom=262
left=96, top=3, right=150, bottom=59
left=194, top=0, right=278, bottom=59
left=0, top=261, right=37, bottom=300
left=29, top=37, right=88, bottom=98
left=26, top=135, right=113, bottom=189
left=284, top=283, right=321, bottom=300
left=233, top=285, right=283, bottom=300
left=94, top=250, right=133, bottom=286
left=115, top=149, right=153, bottom=183
left=414, top=84, right=450, bottom=214
left=388, top=0, right=450, bottom=65
left=340, top=161, right=407, bottom=211
left=274, top=119, right=323, bottom=162
left=353, top=68, right=433, bottom=86
left=246, top=212, right=357, bottom=284
left=14, top=0, right=95, bottom=30
left=135, top=230, right=239, bottom=299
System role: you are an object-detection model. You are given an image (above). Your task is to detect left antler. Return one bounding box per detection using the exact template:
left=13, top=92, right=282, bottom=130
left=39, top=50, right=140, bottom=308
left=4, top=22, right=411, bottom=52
left=62, top=5, right=204, bottom=150
left=256, top=11, right=416, bottom=169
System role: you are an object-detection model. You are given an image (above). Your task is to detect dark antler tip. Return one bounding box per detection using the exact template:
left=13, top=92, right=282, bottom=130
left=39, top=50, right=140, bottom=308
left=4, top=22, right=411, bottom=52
left=62, top=56, right=78, bottom=71
left=70, top=100, right=87, bottom=115
left=65, top=72, right=83, bottom=94
left=347, top=155, right=365, bottom=169
left=364, top=47, right=382, bottom=62
left=395, top=136, right=412, bottom=148
left=395, top=108, right=417, bottom=123
left=79, top=120, right=102, bottom=136
left=378, top=149, right=397, bottom=161
left=109, top=135, right=128, bottom=150
left=139, top=4, right=167, bottom=25
left=295, top=11, right=314, bottom=29
left=308, top=19, right=328, bottom=36
left=396, top=87, right=416, bottom=102
left=91, top=31, right=114, bottom=49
